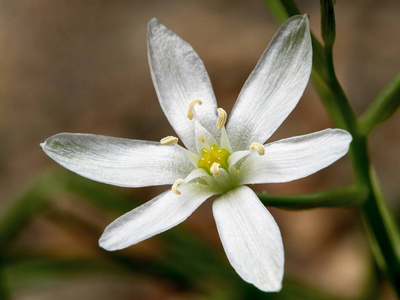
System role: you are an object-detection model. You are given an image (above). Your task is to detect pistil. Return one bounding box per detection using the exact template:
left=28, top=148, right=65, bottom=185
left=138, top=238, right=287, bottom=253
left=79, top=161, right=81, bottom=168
left=198, top=144, right=230, bottom=174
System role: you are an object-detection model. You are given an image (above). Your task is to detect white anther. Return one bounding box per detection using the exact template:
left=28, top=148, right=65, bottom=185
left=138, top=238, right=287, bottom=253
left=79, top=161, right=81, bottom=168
left=172, top=178, right=185, bottom=195
left=187, top=100, right=202, bottom=120
left=250, top=142, right=265, bottom=156
left=160, top=136, right=179, bottom=145
left=210, top=162, right=221, bottom=176
left=216, top=108, right=227, bottom=129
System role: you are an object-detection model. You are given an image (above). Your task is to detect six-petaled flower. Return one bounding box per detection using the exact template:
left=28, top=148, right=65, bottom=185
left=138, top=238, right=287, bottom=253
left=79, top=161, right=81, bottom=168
left=41, top=15, right=352, bottom=292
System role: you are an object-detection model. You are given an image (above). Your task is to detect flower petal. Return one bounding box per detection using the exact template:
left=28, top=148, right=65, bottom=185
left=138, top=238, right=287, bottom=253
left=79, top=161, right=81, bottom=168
left=99, top=182, right=215, bottom=250
left=238, top=129, right=352, bottom=184
left=228, top=150, right=252, bottom=171
left=184, top=168, right=210, bottom=183
left=148, top=18, right=219, bottom=152
left=212, top=186, right=284, bottom=292
left=41, top=133, right=193, bottom=187
left=227, top=15, right=312, bottom=150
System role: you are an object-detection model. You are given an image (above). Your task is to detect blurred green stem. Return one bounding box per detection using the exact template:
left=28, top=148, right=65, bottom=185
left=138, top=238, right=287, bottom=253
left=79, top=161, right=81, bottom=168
left=264, top=0, right=400, bottom=296
left=359, top=72, right=400, bottom=135
left=257, top=186, right=367, bottom=210
left=0, top=258, right=9, bottom=300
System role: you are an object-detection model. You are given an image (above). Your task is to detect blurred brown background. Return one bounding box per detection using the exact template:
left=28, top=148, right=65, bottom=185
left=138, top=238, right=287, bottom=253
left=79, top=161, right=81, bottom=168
left=1, top=0, right=399, bottom=299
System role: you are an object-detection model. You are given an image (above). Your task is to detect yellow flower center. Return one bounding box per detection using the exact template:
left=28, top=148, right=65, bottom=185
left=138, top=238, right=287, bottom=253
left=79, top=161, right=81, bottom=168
left=198, top=144, right=230, bottom=174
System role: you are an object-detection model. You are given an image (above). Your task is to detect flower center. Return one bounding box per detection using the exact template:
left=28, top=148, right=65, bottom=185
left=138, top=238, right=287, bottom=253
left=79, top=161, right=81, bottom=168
left=198, top=144, right=230, bottom=174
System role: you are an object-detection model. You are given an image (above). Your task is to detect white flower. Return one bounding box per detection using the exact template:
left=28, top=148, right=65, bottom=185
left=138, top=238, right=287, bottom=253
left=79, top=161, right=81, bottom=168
left=41, top=15, right=352, bottom=292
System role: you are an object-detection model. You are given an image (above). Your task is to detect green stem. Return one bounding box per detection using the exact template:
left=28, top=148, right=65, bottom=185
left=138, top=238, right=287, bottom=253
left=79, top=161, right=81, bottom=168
left=263, top=0, right=291, bottom=24
left=359, top=72, right=400, bottom=135
left=361, top=167, right=400, bottom=292
left=320, top=0, right=336, bottom=47
left=0, top=258, right=9, bottom=300
left=257, top=186, right=367, bottom=210
left=264, top=0, right=400, bottom=295
left=313, top=28, right=400, bottom=300
left=314, top=39, right=400, bottom=300
left=313, top=48, right=359, bottom=132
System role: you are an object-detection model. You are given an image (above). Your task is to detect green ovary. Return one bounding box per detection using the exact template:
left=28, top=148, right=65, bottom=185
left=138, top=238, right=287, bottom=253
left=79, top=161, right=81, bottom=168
left=198, top=144, right=230, bottom=174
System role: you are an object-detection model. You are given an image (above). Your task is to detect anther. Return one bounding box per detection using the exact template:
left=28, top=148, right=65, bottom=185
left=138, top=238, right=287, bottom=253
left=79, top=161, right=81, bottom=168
left=160, top=136, right=179, bottom=145
left=187, top=100, right=202, bottom=120
left=216, top=108, right=227, bottom=129
left=210, top=162, right=220, bottom=176
left=198, top=135, right=211, bottom=151
left=250, top=142, right=265, bottom=156
left=198, top=135, right=206, bottom=143
left=172, top=178, right=185, bottom=195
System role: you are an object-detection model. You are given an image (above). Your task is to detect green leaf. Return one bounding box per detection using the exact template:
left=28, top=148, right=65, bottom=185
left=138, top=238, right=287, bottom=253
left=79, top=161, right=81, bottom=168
left=3, top=258, right=133, bottom=292
left=0, top=169, right=65, bottom=251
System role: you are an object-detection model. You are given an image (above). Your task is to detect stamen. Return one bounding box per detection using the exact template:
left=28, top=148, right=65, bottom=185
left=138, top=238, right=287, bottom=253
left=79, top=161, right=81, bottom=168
left=210, top=162, right=220, bottom=176
left=198, top=135, right=206, bottom=143
left=160, top=136, right=179, bottom=145
left=216, top=108, right=227, bottom=129
left=172, top=178, right=185, bottom=195
left=175, top=143, right=200, bottom=168
left=187, top=100, right=202, bottom=120
left=250, top=142, right=265, bottom=156
left=198, top=135, right=211, bottom=151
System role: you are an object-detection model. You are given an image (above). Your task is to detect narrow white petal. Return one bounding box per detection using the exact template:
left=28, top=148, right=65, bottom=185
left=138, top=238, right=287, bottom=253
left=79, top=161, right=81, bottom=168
left=228, top=150, right=252, bottom=171
left=213, top=186, right=284, bottom=292
left=239, top=129, right=352, bottom=184
left=227, top=15, right=312, bottom=150
left=148, top=18, right=219, bottom=152
left=41, top=133, right=193, bottom=187
left=220, top=127, right=233, bottom=153
left=184, top=168, right=211, bottom=183
left=99, top=183, right=215, bottom=250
